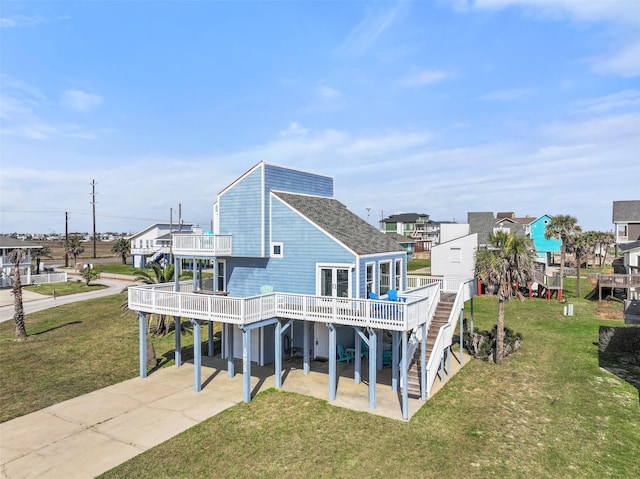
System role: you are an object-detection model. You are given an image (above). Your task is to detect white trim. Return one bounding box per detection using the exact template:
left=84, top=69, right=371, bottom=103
left=261, top=164, right=265, bottom=257
left=316, top=262, right=353, bottom=298
left=271, top=242, right=284, bottom=258
left=366, top=261, right=376, bottom=296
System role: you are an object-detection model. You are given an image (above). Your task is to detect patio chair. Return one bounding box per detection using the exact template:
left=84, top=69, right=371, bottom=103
left=337, top=344, right=354, bottom=364
left=260, top=285, right=274, bottom=294
left=382, top=349, right=392, bottom=368
left=387, top=289, right=398, bottom=301
left=368, top=292, right=378, bottom=300
left=361, top=340, right=369, bottom=358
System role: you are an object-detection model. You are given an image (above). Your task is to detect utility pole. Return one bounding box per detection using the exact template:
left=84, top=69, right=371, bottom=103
left=90, top=179, right=97, bottom=258
left=366, top=207, right=371, bottom=224
left=65, top=211, right=69, bottom=268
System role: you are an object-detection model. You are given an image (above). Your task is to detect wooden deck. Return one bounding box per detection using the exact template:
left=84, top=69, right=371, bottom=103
left=598, top=274, right=640, bottom=300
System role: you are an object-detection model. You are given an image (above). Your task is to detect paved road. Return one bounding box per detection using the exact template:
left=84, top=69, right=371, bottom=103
left=0, top=273, right=134, bottom=323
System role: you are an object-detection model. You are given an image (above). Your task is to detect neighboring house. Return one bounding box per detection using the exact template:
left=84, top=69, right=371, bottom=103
left=430, top=224, right=477, bottom=278
left=619, top=241, right=640, bottom=274
left=130, top=223, right=194, bottom=268
left=0, top=235, right=41, bottom=287
left=387, top=233, right=415, bottom=261
left=529, top=214, right=561, bottom=265
left=613, top=200, right=640, bottom=245
left=128, top=161, right=475, bottom=420
left=467, top=212, right=495, bottom=249
left=380, top=213, right=439, bottom=251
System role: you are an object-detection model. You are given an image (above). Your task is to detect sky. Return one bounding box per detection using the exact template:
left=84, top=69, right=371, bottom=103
left=1, top=0, right=639, bottom=236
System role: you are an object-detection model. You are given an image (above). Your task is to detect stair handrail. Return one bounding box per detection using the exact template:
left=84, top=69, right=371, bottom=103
left=423, top=279, right=473, bottom=397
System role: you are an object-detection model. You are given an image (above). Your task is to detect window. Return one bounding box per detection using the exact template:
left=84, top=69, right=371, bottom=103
left=216, top=260, right=226, bottom=292
left=366, top=263, right=375, bottom=296
left=379, top=261, right=391, bottom=295
left=271, top=242, right=283, bottom=258
left=394, top=259, right=402, bottom=290
left=450, top=247, right=461, bottom=263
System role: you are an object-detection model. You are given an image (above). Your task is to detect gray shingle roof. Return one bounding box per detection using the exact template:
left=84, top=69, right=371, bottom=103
left=381, top=213, right=429, bottom=223
left=613, top=200, right=640, bottom=222
left=467, top=212, right=495, bottom=246
left=273, top=192, right=404, bottom=255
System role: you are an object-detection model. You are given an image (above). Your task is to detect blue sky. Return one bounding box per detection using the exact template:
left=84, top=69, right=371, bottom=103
left=1, top=0, right=639, bottom=235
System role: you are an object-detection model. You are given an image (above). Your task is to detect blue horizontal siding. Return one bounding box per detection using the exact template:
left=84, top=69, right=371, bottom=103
left=218, top=167, right=263, bottom=257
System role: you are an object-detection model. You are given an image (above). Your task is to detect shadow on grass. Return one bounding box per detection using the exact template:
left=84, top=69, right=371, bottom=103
left=32, top=321, right=83, bottom=335
left=598, top=326, right=640, bottom=403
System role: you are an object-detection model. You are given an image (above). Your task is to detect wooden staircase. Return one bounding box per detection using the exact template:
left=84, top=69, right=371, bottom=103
left=404, top=293, right=456, bottom=398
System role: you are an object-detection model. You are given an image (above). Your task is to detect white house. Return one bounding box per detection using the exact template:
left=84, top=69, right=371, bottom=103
left=430, top=224, right=477, bottom=278
left=130, top=223, right=194, bottom=268
left=0, top=236, right=41, bottom=287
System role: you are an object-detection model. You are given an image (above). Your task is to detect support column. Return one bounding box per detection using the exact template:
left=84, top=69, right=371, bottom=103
left=421, top=322, right=427, bottom=401
left=138, top=312, right=147, bottom=378
left=275, top=321, right=283, bottom=389
left=175, top=316, right=182, bottom=367
left=368, top=327, right=377, bottom=410
left=391, top=330, right=399, bottom=391
left=208, top=321, right=214, bottom=357
left=192, top=257, right=197, bottom=290
left=242, top=327, right=252, bottom=403
left=192, top=319, right=201, bottom=392
left=401, top=329, right=408, bottom=421
left=354, top=329, right=361, bottom=384
left=328, top=324, right=337, bottom=401
left=377, top=330, right=383, bottom=371
left=227, top=324, right=235, bottom=377
left=174, top=256, right=179, bottom=291
left=303, top=321, right=311, bottom=375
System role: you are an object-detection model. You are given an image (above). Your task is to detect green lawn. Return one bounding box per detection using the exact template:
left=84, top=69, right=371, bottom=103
left=24, top=280, right=108, bottom=296
left=2, top=285, right=638, bottom=478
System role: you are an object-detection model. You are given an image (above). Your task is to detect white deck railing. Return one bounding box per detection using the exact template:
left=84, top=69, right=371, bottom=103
left=172, top=234, right=232, bottom=257
left=129, top=282, right=442, bottom=331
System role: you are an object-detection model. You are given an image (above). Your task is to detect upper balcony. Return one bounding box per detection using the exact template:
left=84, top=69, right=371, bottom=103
left=172, top=234, right=233, bottom=257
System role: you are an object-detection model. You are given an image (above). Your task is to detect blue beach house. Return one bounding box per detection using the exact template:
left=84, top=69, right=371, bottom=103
left=128, top=161, right=475, bottom=420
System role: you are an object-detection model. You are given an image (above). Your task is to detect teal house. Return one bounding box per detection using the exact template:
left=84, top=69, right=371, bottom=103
left=529, top=214, right=561, bottom=265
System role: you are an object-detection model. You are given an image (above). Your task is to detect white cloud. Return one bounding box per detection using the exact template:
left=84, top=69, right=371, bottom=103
left=476, top=88, right=535, bottom=101
left=591, top=40, right=640, bottom=78
left=573, top=90, right=640, bottom=114
left=470, top=0, right=640, bottom=26
left=339, top=1, right=410, bottom=56
left=318, top=86, right=341, bottom=100
left=60, top=89, right=103, bottom=112
left=279, top=122, right=309, bottom=137
left=399, top=69, right=455, bottom=87
left=0, top=14, right=45, bottom=28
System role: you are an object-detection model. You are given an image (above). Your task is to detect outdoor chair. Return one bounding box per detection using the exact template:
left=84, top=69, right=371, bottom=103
left=382, top=349, right=392, bottom=368
left=260, top=285, right=274, bottom=294
left=387, top=289, right=398, bottom=301
left=337, top=344, right=354, bottom=364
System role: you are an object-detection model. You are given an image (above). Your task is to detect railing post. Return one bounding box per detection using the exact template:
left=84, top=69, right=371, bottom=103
left=421, top=322, right=426, bottom=401
left=459, top=308, right=464, bottom=366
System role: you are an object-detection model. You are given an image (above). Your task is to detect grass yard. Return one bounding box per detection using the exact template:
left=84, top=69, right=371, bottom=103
left=0, top=295, right=204, bottom=422
left=24, top=280, right=108, bottom=296
left=2, top=281, right=638, bottom=478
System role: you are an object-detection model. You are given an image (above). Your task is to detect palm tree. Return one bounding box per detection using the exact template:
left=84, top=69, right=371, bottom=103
left=475, top=231, right=536, bottom=364
left=134, top=261, right=175, bottom=336
left=111, top=237, right=130, bottom=265
left=8, top=249, right=28, bottom=340
left=65, top=235, right=85, bottom=270
left=80, top=266, right=100, bottom=286
left=544, top=215, right=581, bottom=279
left=32, top=246, right=52, bottom=274
left=571, top=232, right=591, bottom=298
